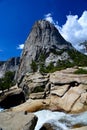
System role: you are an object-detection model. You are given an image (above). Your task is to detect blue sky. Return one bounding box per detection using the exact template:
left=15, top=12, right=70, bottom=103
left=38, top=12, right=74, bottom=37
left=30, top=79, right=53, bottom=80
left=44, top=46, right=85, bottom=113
left=0, top=0, right=87, bottom=60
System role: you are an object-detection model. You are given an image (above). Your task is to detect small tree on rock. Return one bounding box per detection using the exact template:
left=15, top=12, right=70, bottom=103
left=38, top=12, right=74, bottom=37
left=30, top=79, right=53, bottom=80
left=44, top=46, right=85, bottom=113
left=30, top=60, right=38, bottom=72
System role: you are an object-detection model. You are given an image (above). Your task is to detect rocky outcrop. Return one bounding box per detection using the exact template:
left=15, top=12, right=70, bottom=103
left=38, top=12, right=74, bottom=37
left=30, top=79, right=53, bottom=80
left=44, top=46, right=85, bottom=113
left=0, top=57, right=20, bottom=78
left=16, top=20, right=74, bottom=82
left=11, top=68, right=87, bottom=113
left=49, top=68, right=87, bottom=113
left=18, top=72, right=49, bottom=93
left=0, top=111, right=37, bottom=130
left=50, top=68, right=87, bottom=84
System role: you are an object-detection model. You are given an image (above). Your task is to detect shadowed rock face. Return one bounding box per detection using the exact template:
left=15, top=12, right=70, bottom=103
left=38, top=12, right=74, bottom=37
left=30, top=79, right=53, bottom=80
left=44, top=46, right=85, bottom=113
left=16, top=20, right=73, bottom=82
left=39, top=122, right=64, bottom=130
left=0, top=90, right=25, bottom=109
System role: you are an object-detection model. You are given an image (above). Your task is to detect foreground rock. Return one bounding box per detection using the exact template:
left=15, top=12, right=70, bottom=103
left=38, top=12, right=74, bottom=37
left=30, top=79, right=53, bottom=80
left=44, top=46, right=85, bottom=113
left=0, top=111, right=37, bottom=130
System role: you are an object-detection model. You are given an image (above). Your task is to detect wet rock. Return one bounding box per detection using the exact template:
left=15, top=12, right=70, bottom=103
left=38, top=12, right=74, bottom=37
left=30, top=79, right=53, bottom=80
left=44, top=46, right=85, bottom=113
left=40, top=122, right=64, bottom=130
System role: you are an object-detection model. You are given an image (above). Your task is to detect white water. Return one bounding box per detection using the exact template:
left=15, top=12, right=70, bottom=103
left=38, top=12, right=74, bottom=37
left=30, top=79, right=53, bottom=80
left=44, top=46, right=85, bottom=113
left=0, top=108, right=4, bottom=112
left=34, top=110, right=87, bottom=130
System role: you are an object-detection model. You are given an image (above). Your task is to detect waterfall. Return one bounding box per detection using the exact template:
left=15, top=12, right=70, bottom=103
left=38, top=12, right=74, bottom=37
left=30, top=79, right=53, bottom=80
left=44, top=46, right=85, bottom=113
left=34, top=110, right=87, bottom=130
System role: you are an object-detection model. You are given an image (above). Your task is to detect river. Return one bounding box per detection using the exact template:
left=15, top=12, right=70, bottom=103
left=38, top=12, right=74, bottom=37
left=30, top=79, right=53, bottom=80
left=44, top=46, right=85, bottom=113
left=34, top=110, right=87, bottom=130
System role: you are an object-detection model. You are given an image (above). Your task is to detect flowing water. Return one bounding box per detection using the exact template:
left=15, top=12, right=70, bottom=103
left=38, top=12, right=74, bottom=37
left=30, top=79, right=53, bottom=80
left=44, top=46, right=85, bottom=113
left=0, top=108, right=4, bottom=112
left=34, top=110, right=87, bottom=130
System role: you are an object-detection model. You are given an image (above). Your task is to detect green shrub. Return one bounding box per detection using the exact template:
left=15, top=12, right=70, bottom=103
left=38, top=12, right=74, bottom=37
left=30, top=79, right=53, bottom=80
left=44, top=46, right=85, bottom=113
left=32, top=49, right=87, bottom=74
left=30, top=60, right=38, bottom=72
left=39, top=53, right=46, bottom=62
left=68, top=49, right=87, bottom=66
left=39, top=63, right=46, bottom=73
left=33, top=86, right=44, bottom=93
left=0, top=71, right=15, bottom=92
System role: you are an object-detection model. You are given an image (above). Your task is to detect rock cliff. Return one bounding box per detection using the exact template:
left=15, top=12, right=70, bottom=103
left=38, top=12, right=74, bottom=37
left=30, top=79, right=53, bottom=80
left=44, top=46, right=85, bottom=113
left=0, top=57, right=20, bottom=78
left=16, top=20, right=74, bottom=83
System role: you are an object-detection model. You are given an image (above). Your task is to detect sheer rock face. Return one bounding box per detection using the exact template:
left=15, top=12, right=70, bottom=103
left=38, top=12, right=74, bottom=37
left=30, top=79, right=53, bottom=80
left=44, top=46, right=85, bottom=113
left=0, top=57, right=20, bottom=78
left=17, top=20, right=73, bottom=82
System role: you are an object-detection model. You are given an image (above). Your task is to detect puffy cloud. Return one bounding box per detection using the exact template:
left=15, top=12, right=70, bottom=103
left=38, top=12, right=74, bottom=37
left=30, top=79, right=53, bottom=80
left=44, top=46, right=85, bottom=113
left=44, top=13, right=55, bottom=24
left=44, top=11, right=87, bottom=52
left=17, top=44, right=24, bottom=49
left=44, top=13, right=60, bottom=30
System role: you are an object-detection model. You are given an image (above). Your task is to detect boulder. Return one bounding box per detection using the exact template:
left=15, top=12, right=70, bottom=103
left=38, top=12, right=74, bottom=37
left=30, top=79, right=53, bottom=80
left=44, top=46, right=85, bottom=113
left=0, top=111, right=37, bottom=130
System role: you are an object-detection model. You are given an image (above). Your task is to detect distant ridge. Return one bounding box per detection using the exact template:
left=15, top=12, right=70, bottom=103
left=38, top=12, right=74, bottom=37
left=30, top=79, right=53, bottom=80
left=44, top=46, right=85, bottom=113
left=0, top=57, right=20, bottom=78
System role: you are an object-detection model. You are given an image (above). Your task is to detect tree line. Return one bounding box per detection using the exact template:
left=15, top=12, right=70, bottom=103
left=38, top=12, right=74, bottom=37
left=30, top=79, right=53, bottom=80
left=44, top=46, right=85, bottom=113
left=0, top=71, right=15, bottom=94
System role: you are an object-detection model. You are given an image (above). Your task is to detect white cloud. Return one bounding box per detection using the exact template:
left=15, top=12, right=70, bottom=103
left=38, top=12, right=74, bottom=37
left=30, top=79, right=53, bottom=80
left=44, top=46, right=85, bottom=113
left=44, top=11, right=87, bottom=51
left=44, top=13, right=55, bottom=24
left=17, top=44, right=24, bottom=49
left=44, top=13, right=60, bottom=30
